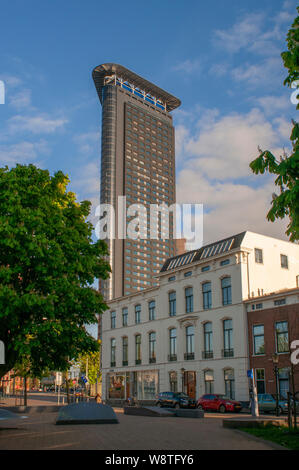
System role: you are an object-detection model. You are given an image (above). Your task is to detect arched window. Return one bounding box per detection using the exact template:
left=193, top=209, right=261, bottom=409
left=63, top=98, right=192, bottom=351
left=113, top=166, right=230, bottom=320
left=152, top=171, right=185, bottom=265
left=221, top=277, right=232, bottom=305
left=169, top=328, right=177, bottom=361
left=202, top=282, right=212, bottom=310
left=169, top=291, right=176, bottom=316
left=149, top=332, right=156, bottom=363
left=122, top=337, right=128, bottom=366
left=204, top=370, right=214, bottom=393
left=135, top=304, right=141, bottom=324
left=223, top=319, right=234, bottom=357
left=185, top=325, right=195, bottom=360
left=185, top=287, right=193, bottom=313
left=111, top=338, right=116, bottom=367
left=203, top=322, right=213, bottom=359
left=224, top=369, right=235, bottom=399
left=135, top=334, right=141, bottom=364
left=148, top=300, right=156, bottom=321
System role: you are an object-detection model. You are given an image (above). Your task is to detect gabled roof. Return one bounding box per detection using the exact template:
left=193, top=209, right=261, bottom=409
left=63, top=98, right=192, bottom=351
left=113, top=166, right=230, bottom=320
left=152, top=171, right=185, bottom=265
left=160, top=232, right=247, bottom=272
left=92, top=63, right=181, bottom=112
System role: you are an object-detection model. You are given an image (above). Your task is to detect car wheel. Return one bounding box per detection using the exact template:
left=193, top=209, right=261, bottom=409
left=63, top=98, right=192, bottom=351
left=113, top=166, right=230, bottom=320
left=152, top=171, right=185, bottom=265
left=278, top=406, right=283, bottom=416
left=219, top=405, right=226, bottom=413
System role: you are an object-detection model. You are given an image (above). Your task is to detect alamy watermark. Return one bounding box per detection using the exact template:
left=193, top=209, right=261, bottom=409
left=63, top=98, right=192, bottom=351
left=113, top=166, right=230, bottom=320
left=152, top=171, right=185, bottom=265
left=291, top=340, right=299, bottom=366
left=95, top=199, right=203, bottom=247
left=0, top=80, right=5, bottom=105
left=290, top=80, right=299, bottom=105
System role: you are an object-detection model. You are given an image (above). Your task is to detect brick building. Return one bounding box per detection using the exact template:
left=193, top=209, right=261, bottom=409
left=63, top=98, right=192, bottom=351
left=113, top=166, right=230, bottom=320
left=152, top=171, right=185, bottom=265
left=246, top=287, right=299, bottom=397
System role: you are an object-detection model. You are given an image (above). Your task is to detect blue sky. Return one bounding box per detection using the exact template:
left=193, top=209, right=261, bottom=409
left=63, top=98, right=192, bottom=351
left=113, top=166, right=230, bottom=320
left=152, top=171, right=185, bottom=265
left=0, top=0, right=297, bottom=246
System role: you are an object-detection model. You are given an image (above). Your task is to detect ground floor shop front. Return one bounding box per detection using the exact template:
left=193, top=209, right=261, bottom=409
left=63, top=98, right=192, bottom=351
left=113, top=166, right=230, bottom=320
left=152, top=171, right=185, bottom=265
left=103, top=360, right=249, bottom=403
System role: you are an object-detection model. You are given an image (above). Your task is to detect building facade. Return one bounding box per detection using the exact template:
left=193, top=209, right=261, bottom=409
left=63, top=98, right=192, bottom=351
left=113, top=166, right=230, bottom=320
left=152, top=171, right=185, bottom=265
left=246, top=288, right=299, bottom=397
left=92, top=63, right=181, bottom=300
left=101, top=231, right=299, bottom=403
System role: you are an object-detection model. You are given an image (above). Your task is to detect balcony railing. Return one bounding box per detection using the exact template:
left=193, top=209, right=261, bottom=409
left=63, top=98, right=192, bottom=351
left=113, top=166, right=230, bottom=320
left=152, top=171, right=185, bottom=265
left=135, top=359, right=142, bottom=365
left=202, top=351, right=213, bottom=359
left=168, top=354, right=177, bottom=362
left=222, top=348, right=234, bottom=358
left=184, top=353, right=195, bottom=361
left=110, top=362, right=116, bottom=367
left=122, top=360, right=128, bottom=366
left=149, top=357, right=156, bottom=364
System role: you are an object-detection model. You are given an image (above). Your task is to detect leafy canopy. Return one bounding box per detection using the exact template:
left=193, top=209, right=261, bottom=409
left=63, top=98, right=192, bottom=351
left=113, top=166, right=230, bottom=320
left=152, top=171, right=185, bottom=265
left=249, top=7, right=299, bottom=241
left=0, top=164, right=110, bottom=378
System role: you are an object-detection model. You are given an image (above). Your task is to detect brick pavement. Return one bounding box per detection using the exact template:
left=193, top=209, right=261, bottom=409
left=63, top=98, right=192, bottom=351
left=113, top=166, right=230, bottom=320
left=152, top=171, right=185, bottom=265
left=0, top=410, right=278, bottom=450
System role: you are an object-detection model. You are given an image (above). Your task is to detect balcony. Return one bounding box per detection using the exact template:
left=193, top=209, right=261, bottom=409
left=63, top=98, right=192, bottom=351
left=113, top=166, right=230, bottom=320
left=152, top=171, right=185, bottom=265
left=202, top=351, right=213, bottom=359
left=184, top=353, right=195, bottom=361
left=135, top=359, right=142, bottom=365
left=168, top=354, right=177, bottom=362
left=110, top=362, right=116, bottom=367
left=122, top=360, right=128, bottom=366
left=149, top=357, right=156, bottom=364
left=222, top=348, right=234, bottom=358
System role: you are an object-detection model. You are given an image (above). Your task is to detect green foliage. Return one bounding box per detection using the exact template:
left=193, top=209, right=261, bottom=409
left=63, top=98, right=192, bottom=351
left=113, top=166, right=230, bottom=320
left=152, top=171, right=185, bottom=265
left=0, top=164, right=111, bottom=378
left=249, top=7, right=299, bottom=241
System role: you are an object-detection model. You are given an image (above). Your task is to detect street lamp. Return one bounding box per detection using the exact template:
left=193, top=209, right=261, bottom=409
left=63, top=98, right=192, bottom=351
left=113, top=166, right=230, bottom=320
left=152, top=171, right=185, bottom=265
left=180, top=368, right=185, bottom=393
left=272, top=353, right=279, bottom=416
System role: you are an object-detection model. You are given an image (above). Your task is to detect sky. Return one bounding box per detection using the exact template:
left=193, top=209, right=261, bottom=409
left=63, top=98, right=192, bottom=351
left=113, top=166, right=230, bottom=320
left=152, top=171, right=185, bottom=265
left=0, top=0, right=298, bottom=248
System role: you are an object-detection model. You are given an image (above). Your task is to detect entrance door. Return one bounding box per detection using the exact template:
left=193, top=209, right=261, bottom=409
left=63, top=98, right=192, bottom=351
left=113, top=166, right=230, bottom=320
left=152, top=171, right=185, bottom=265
left=184, top=371, right=196, bottom=399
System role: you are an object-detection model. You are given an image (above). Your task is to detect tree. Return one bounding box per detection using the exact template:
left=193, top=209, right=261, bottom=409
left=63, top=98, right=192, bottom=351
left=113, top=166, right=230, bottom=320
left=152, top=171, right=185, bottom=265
left=0, top=164, right=111, bottom=379
left=249, top=7, right=299, bottom=242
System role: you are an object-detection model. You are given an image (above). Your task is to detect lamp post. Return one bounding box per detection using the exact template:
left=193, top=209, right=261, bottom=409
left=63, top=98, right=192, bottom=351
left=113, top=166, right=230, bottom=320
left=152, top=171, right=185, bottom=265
left=181, top=368, right=185, bottom=393
left=272, top=353, right=279, bottom=416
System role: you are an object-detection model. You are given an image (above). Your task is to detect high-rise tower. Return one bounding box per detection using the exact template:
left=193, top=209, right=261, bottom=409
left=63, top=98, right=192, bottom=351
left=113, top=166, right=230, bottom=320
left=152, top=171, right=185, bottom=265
left=92, top=63, right=181, bottom=301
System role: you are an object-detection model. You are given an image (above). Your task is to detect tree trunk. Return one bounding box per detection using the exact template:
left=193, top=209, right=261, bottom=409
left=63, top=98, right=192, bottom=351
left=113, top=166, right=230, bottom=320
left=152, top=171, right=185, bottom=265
left=65, top=371, right=70, bottom=404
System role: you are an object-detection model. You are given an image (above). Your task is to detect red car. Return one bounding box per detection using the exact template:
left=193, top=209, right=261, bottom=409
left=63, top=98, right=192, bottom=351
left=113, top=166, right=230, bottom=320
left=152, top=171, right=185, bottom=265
left=197, top=394, right=242, bottom=413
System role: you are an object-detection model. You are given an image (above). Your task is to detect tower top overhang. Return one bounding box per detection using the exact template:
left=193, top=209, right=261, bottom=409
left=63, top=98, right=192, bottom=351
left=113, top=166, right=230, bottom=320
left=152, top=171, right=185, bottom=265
left=92, top=63, right=181, bottom=112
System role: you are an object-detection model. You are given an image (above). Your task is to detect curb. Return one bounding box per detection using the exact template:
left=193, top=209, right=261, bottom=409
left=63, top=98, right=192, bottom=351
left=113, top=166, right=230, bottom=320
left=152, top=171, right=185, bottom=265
left=0, top=405, right=63, bottom=414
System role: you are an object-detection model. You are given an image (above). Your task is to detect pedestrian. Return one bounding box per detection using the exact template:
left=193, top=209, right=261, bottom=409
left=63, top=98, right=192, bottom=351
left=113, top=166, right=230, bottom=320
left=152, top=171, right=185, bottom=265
left=95, top=393, right=102, bottom=404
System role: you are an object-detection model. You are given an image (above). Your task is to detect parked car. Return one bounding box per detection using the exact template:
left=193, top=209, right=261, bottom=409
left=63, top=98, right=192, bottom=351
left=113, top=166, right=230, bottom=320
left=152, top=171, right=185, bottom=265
left=196, top=394, right=242, bottom=413
left=257, top=394, right=288, bottom=414
left=155, top=392, right=196, bottom=409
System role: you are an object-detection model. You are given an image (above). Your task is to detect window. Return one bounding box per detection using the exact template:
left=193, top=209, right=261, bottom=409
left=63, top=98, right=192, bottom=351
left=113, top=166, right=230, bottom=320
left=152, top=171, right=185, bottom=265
left=280, top=254, right=288, bottom=269
left=169, top=291, right=176, bottom=316
left=220, top=259, right=230, bottom=266
left=256, top=369, right=265, bottom=394
left=135, top=335, right=141, bottom=364
left=223, top=319, right=233, bottom=357
left=224, top=369, right=235, bottom=399
left=255, top=248, right=263, bottom=264
left=274, top=298, right=286, bottom=306
left=278, top=368, right=290, bottom=398
left=202, top=282, right=212, bottom=310
left=253, top=325, right=265, bottom=355
left=122, top=307, right=128, bottom=327
left=135, top=304, right=141, bottom=324
left=122, top=337, right=128, bottom=366
left=221, top=277, right=232, bottom=305
left=185, top=325, right=195, bottom=360
left=169, top=328, right=177, bottom=361
left=185, top=287, right=193, bottom=313
left=204, top=370, right=214, bottom=394
left=201, top=266, right=210, bottom=272
left=111, top=311, right=116, bottom=329
left=148, top=300, right=155, bottom=321
left=203, top=322, right=213, bottom=359
left=275, top=321, right=289, bottom=353
left=169, top=371, right=177, bottom=392
left=149, top=332, right=156, bottom=363
left=111, top=338, right=116, bottom=367
left=168, top=276, right=176, bottom=282
left=184, top=271, right=192, bottom=277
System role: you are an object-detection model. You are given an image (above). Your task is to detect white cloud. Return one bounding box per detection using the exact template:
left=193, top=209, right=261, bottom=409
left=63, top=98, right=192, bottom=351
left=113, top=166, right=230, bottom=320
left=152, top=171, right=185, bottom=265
left=0, top=140, right=49, bottom=165
left=256, top=95, right=291, bottom=115
left=73, top=131, right=100, bottom=154
left=231, top=57, right=283, bottom=86
left=9, top=89, right=32, bottom=109
left=181, top=108, right=291, bottom=179
left=7, top=114, right=68, bottom=134
left=173, top=59, right=202, bottom=74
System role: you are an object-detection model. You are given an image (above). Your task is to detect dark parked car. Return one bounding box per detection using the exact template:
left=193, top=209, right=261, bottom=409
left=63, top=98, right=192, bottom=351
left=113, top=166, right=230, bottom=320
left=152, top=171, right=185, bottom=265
left=155, top=392, right=196, bottom=409
left=196, top=394, right=242, bottom=413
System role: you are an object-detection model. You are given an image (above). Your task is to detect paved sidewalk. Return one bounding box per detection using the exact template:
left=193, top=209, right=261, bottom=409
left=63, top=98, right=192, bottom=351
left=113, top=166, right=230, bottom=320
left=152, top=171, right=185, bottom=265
left=0, top=410, right=278, bottom=450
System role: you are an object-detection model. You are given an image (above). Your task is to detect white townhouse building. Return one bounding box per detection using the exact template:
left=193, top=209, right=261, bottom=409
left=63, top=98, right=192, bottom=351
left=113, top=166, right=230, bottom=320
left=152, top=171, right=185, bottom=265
left=101, top=231, right=299, bottom=404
